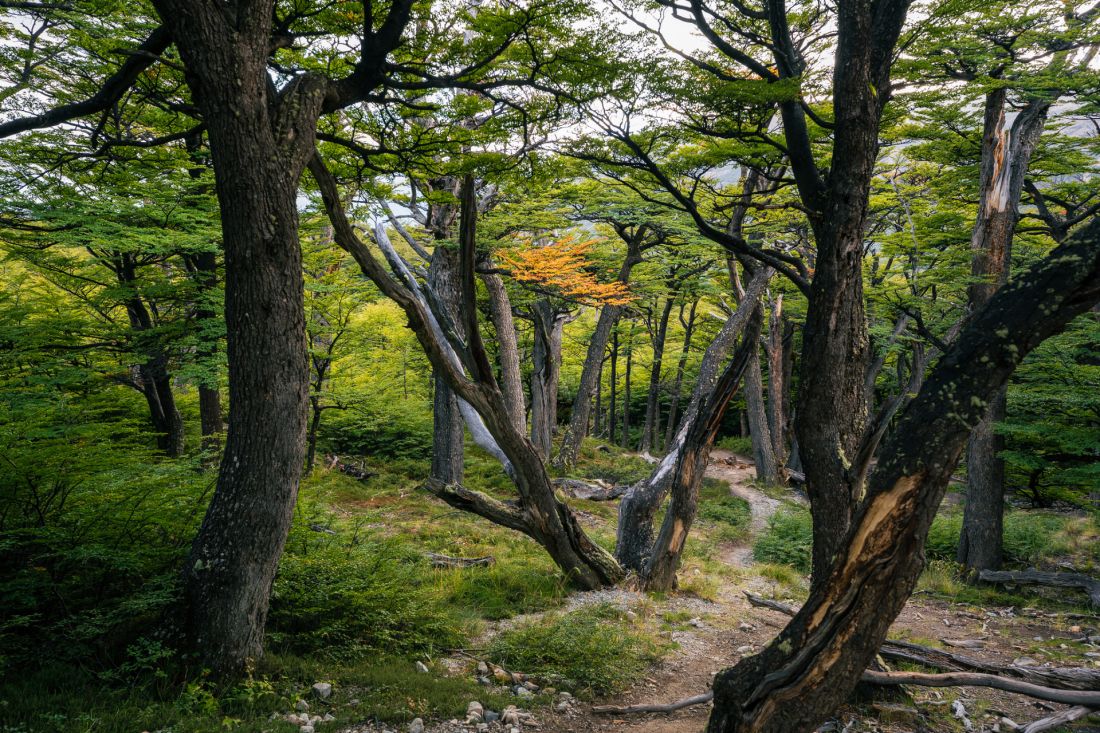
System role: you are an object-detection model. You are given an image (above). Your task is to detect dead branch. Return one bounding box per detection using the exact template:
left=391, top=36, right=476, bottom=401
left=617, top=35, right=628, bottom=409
left=859, top=670, right=1100, bottom=706
left=552, top=478, right=627, bottom=501
left=592, top=692, right=714, bottom=714
left=427, top=553, right=495, bottom=569
left=979, top=569, right=1100, bottom=606
left=1007, top=705, right=1096, bottom=733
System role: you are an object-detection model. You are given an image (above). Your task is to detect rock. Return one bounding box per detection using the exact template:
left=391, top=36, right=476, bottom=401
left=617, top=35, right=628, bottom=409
left=466, top=701, right=484, bottom=723
left=689, top=617, right=703, bottom=628
left=408, top=718, right=424, bottom=733
left=300, top=726, right=314, bottom=733
left=322, top=714, right=336, bottom=722
left=310, top=715, right=322, bottom=724
left=476, top=725, right=489, bottom=733
left=493, top=666, right=512, bottom=684
left=349, top=699, right=360, bottom=706
left=477, top=676, right=491, bottom=685
left=485, top=710, right=500, bottom=723
left=502, top=705, right=521, bottom=725
left=557, top=691, right=572, bottom=700
left=736, top=645, right=753, bottom=654
left=312, top=682, right=333, bottom=700
left=477, top=661, right=489, bottom=675
left=514, top=684, right=533, bottom=697
left=555, top=701, right=569, bottom=713
left=415, top=661, right=430, bottom=674
left=523, top=680, right=539, bottom=691
left=295, top=699, right=310, bottom=713
left=739, top=622, right=754, bottom=631
left=625, top=610, right=638, bottom=622
left=1012, top=656, right=1039, bottom=667
left=872, top=703, right=919, bottom=725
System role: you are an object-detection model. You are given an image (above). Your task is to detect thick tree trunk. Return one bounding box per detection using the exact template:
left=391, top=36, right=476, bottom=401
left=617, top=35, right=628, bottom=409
left=641, top=296, right=674, bottom=453
left=616, top=270, right=771, bottom=573
left=158, top=5, right=327, bottom=673
left=959, top=90, right=1050, bottom=574
left=664, top=299, right=698, bottom=450
left=707, top=219, right=1100, bottom=733
left=430, top=244, right=465, bottom=482
left=554, top=241, right=642, bottom=467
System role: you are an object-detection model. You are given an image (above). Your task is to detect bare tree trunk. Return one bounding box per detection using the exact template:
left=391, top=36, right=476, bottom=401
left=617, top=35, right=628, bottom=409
left=765, top=295, right=787, bottom=463
left=744, top=346, right=780, bottom=484
left=429, top=243, right=465, bottom=483
left=959, top=89, right=1050, bottom=574
left=481, top=268, right=525, bottom=433
left=610, top=330, right=619, bottom=445
left=664, top=299, right=698, bottom=450
left=641, top=296, right=674, bottom=453
left=621, top=321, right=635, bottom=448
left=530, top=299, right=565, bottom=458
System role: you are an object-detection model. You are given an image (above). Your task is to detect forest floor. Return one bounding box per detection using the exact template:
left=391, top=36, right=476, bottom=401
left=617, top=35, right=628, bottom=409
left=376, top=450, right=1100, bottom=733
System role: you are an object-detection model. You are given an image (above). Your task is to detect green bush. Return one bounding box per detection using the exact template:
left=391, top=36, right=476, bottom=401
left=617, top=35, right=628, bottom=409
left=697, top=487, right=752, bottom=542
left=267, top=539, right=465, bottom=658
left=716, top=435, right=754, bottom=455
left=753, top=508, right=812, bottom=572
left=320, top=400, right=433, bottom=460
left=487, top=603, right=666, bottom=695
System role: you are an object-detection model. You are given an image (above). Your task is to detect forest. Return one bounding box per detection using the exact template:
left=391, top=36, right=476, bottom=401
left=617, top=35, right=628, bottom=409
left=0, top=0, right=1098, bottom=731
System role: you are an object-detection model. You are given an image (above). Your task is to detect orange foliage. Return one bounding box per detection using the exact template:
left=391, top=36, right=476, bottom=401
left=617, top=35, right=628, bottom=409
left=501, top=235, right=634, bottom=306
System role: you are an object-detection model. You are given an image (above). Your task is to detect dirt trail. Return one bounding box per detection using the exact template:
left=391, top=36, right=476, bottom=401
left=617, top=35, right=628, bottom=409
left=705, top=449, right=781, bottom=568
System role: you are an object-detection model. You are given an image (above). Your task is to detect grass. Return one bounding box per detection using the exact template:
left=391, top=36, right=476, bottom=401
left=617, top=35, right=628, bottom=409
left=697, top=479, right=752, bottom=542
left=753, top=507, right=812, bottom=572
left=486, top=603, right=670, bottom=697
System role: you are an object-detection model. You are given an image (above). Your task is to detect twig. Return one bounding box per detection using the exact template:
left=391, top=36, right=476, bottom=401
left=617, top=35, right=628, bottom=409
left=592, top=692, right=714, bottom=714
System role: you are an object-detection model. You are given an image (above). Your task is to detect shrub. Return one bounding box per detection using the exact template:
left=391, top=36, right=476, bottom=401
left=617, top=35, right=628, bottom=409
left=487, top=603, right=666, bottom=695
left=925, top=511, right=1075, bottom=566
left=753, top=508, right=812, bottom=572
left=697, top=490, right=752, bottom=542
left=267, top=539, right=465, bottom=659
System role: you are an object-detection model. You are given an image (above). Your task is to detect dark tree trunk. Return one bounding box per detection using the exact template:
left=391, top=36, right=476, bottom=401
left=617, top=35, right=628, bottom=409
left=429, top=243, right=465, bottom=483
left=554, top=238, right=643, bottom=467
left=156, top=3, right=328, bottom=674
left=959, top=89, right=1050, bottom=574
left=765, top=295, right=787, bottom=464
left=641, top=296, right=674, bottom=453
left=664, top=299, right=698, bottom=450
left=199, top=384, right=223, bottom=438
left=610, top=330, right=619, bottom=445
left=621, top=321, right=635, bottom=449
left=706, top=220, right=1100, bottom=733
left=744, top=345, right=780, bottom=484
left=187, top=249, right=224, bottom=439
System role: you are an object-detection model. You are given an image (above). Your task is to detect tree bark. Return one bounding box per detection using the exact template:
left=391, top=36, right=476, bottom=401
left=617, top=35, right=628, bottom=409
left=481, top=267, right=525, bottom=434
left=744, top=345, right=780, bottom=484
left=765, top=295, right=787, bottom=463
left=530, top=299, right=566, bottom=459
left=429, top=242, right=465, bottom=483
left=156, top=4, right=329, bottom=674
left=641, top=296, right=674, bottom=453
left=706, top=218, right=1100, bottom=733
left=622, top=320, right=635, bottom=448
left=959, top=90, right=1050, bottom=574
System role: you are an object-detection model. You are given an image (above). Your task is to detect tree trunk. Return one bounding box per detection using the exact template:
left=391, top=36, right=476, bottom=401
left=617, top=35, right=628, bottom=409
left=429, top=243, right=465, bottom=483
left=158, top=4, right=326, bottom=674
left=530, top=299, right=565, bottom=458
left=481, top=268, right=525, bottom=434
left=616, top=269, right=772, bottom=573
left=765, top=295, right=787, bottom=463
left=664, top=299, right=698, bottom=450
left=621, top=321, right=635, bottom=449
left=641, top=296, right=674, bottom=453
left=707, top=219, right=1100, bottom=733
left=123, top=288, right=185, bottom=457
left=959, top=89, right=1050, bottom=574
left=610, top=329, right=619, bottom=445
left=554, top=240, right=642, bottom=467
left=744, top=345, right=780, bottom=484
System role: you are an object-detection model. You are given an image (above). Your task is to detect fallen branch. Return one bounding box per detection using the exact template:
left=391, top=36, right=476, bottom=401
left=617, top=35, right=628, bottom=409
left=1007, top=705, right=1096, bottom=733
left=427, top=553, right=495, bottom=569
left=979, top=569, right=1100, bottom=606
left=860, top=670, right=1100, bottom=707
left=744, top=592, right=1100, bottom=690
left=551, top=478, right=627, bottom=501
left=592, top=692, right=714, bottom=714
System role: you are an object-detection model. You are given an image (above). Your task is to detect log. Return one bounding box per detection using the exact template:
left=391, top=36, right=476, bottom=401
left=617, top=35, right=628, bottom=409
left=979, top=569, right=1100, bottom=606
left=552, top=478, right=627, bottom=501
left=592, top=692, right=714, bottom=714
left=860, top=670, right=1100, bottom=707
left=1011, top=705, right=1096, bottom=733
left=427, top=553, right=495, bottom=569
left=326, top=454, right=374, bottom=481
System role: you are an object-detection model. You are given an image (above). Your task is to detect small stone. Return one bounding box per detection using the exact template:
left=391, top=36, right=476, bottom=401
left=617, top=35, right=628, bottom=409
left=485, top=710, right=500, bottom=723
left=408, top=718, right=425, bottom=733
left=322, top=714, right=336, bottom=722
left=523, top=680, right=539, bottom=691
left=625, top=610, right=637, bottom=622
left=415, top=661, right=430, bottom=674
left=739, top=622, right=754, bottom=631
left=555, top=701, right=569, bottom=713
left=1013, top=656, right=1039, bottom=666
left=514, top=684, right=533, bottom=697
left=736, top=645, right=753, bottom=654
left=502, top=705, right=521, bottom=725
left=494, top=666, right=512, bottom=684
left=310, top=715, right=322, bottom=724
left=1070, top=625, right=1082, bottom=633
left=478, top=676, right=491, bottom=685
left=312, top=682, right=333, bottom=700
left=466, top=701, right=484, bottom=723
left=477, top=661, right=489, bottom=675
left=689, top=617, right=703, bottom=628
left=476, top=725, right=489, bottom=733
left=296, top=699, right=310, bottom=713
left=557, top=691, right=572, bottom=699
